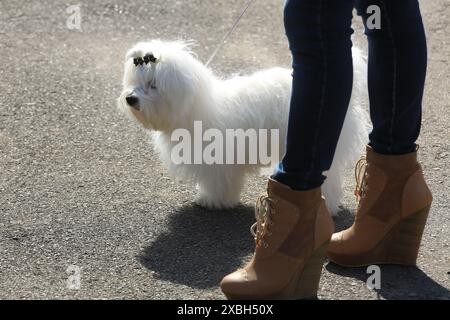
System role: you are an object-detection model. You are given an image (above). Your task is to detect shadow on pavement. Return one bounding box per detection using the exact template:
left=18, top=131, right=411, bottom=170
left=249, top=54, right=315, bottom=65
left=138, top=203, right=255, bottom=289
left=327, top=208, right=450, bottom=300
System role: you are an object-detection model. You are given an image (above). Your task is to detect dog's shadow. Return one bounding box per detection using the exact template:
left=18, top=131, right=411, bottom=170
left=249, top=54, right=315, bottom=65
left=138, top=203, right=255, bottom=289
left=327, top=208, right=450, bottom=300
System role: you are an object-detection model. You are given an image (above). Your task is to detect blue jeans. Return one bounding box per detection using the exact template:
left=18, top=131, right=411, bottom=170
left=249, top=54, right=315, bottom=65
left=272, top=0, right=427, bottom=190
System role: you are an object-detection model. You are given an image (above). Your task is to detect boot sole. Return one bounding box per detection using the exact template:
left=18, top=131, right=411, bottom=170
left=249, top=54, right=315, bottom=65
left=224, top=240, right=329, bottom=300
left=327, top=205, right=430, bottom=267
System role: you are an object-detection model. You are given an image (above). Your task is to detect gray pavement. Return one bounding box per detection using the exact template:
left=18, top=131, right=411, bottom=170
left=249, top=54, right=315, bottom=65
left=0, top=0, right=449, bottom=299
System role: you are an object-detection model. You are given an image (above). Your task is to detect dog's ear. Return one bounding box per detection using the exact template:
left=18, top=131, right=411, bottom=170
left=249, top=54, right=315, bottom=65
left=154, top=56, right=197, bottom=110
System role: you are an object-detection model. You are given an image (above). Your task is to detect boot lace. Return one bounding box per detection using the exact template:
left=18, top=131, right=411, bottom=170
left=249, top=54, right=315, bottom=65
left=250, top=196, right=277, bottom=248
left=354, top=155, right=369, bottom=203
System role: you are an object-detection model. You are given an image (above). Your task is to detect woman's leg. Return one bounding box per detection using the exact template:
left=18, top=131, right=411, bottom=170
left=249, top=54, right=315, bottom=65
left=271, top=0, right=355, bottom=190
left=328, top=0, right=432, bottom=267
left=356, top=0, right=427, bottom=154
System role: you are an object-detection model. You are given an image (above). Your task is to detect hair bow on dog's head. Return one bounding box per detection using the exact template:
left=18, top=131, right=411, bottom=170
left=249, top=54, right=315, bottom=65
left=133, top=53, right=157, bottom=66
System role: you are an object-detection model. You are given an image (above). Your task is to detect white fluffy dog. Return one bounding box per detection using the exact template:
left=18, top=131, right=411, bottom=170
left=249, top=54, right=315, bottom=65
left=118, top=40, right=369, bottom=213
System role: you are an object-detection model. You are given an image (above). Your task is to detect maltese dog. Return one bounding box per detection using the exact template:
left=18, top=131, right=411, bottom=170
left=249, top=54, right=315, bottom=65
left=118, top=40, right=369, bottom=213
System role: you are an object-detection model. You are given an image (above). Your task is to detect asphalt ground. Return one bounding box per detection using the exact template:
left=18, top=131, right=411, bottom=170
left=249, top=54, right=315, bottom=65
left=0, top=0, right=449, bottom=299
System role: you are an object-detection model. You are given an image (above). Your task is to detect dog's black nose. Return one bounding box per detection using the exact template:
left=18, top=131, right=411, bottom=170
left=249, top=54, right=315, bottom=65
left=126, top=95, right=139, bottom=108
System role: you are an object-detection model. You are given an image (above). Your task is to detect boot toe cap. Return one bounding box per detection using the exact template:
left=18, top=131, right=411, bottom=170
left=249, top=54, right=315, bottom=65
left=220, top=269, right=256, bottom=298
left=327, top=231, right=345, bottom=254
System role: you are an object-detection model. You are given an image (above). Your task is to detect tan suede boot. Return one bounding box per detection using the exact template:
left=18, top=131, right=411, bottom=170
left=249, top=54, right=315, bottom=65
left=220, top=179, right=334, bottom=300
left=327, top=146, right=433, bottom=266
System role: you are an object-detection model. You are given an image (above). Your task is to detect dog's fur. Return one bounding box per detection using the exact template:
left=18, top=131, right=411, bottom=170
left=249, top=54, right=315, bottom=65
left=118, top=40, right=369, bottom=213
